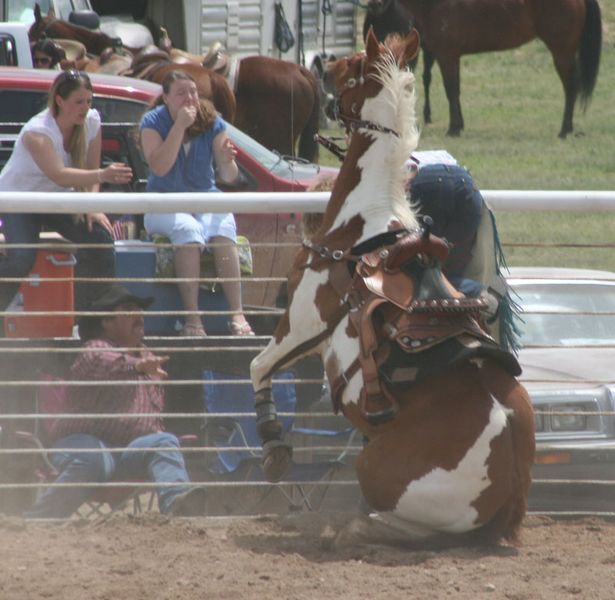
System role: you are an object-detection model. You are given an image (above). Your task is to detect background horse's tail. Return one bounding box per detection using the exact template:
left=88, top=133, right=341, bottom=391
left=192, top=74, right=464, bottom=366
left=578, top=0, right=602, bottom=110
left=297, top=66, right=320, bottom=162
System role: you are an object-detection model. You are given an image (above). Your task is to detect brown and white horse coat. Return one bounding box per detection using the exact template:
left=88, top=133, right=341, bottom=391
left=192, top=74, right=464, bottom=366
left=251, top=30, right=534, bottom=545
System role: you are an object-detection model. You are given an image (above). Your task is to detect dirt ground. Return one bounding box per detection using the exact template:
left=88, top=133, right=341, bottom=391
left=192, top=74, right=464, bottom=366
left=1, top=512, right=615, bottom=600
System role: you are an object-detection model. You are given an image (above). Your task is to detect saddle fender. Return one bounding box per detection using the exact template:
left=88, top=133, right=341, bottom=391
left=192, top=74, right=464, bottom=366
left=332, top=241, right=491, bottom=426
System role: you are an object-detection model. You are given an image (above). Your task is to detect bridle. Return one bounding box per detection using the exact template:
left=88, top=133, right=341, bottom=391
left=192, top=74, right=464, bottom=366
left=317, top=52, right=400, bottom=160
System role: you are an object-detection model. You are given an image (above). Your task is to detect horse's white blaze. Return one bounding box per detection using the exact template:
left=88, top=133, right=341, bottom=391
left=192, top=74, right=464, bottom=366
left=392, top=395, right=509, bottom=533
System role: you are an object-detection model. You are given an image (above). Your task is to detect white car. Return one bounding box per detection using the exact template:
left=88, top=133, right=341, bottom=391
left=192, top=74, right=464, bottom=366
left=508, top=267, right=615, bottom=513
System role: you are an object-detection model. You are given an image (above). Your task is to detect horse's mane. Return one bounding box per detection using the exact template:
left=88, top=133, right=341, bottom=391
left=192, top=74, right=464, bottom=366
left=362, top=38, right=420, bottom=231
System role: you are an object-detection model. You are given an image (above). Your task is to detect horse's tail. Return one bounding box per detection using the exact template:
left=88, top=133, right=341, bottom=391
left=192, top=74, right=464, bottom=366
left=297, top=66, right=320, bottom=163
left=578, top=0, right=602, bottom=110
left=210, top=71, right=237, bottom=124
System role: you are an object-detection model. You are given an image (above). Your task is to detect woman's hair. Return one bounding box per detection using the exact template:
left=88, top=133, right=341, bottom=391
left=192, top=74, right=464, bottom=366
left=32, top=38, right=64, bottom=68
left=153, top=69, right=217, bottom=136
left=47, top=70, right=93, bottom=171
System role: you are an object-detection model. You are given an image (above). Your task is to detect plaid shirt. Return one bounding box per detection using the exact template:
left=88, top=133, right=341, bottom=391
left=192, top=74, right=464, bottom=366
left=53, top=339, right=165, bottom=447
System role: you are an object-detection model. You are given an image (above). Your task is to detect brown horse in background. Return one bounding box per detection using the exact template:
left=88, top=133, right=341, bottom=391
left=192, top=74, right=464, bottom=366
left=368, top=0, right=602, bottom=138
left=234, top=56, right=320, bottom=161
left=29, top=4, right=319, bottom=160
left=29, top=4, right=130, bottom=55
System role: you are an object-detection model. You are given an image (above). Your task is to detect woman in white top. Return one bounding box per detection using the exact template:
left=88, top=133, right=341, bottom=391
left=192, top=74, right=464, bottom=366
left=0, top=70, right=132, bottom=313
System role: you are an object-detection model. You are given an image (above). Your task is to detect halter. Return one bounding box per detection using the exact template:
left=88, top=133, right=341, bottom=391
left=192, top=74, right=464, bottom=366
left=328, top=53, right=400, bottom=138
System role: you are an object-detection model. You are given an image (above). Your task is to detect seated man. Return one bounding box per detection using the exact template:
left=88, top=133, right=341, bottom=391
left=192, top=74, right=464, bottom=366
left=24, top=285, right=205, bottom=519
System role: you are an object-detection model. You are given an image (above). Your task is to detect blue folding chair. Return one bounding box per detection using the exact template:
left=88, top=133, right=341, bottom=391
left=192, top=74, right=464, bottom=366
left=201, top=370, right=357, bottom=513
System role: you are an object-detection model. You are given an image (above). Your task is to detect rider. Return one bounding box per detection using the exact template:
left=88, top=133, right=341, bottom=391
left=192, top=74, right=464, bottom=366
left=404, top=150, right=520, bottom=352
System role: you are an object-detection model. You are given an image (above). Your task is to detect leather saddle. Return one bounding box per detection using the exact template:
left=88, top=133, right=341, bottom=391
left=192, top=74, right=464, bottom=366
left=201, top=41, right=231, bottom=76
left=125, top=46, right=172, bottom=80
left=331, top=230, right=497, bottom=426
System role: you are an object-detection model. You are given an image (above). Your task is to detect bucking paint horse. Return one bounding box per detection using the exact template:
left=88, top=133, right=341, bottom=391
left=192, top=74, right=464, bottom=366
left=250, top=29, right=535, bottom=546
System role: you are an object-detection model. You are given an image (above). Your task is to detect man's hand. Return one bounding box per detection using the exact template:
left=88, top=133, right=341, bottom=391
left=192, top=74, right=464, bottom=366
left=135, top=355, right=170, bottom=378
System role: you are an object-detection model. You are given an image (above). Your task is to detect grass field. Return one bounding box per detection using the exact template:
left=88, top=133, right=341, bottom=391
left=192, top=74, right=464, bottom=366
left=319, top=3, right=615, bottom=272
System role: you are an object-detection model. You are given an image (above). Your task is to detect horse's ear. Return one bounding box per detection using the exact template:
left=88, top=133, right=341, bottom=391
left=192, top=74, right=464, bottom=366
left=34, top=3, right=41, bottom=21
left=48, top=5, right=56, bottom=19
left=365, top=26, right=380, bottom=62
left=401, top=29, right=421, bottom=67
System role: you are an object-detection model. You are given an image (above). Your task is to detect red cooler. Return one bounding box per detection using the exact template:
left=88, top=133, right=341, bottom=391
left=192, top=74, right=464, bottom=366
left=4, top=251, right=76, bottom=338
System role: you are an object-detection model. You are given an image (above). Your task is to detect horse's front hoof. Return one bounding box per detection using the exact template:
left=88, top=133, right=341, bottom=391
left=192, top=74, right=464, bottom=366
left=262, top=439, right=292, bottom=483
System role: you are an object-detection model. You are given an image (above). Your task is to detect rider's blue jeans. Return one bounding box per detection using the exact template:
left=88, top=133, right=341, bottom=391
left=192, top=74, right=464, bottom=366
left=23, top=432, right=190, bottom=519
left=409, top=163, right=484, bottom=282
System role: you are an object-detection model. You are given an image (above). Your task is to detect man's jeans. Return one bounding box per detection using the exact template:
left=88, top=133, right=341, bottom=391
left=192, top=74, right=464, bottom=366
left=23, top=432, right=190, bottom=519
left=0, top=213, right=115, bottom=311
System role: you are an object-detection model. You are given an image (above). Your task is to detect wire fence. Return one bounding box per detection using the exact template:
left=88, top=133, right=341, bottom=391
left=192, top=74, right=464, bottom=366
left=1, top=196, right=615, bottom=521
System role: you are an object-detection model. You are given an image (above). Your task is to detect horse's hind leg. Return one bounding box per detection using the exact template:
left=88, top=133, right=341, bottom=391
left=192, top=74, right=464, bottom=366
left=538, top=13, right=585, bottom=137
left=297, top=67, right=320, bottom=162
left=559, top=79, right=577, bottom=139
left=548, top=48, right=579, bottom=138
left=422, top=47, right=435, bottom=125
left=436, top=53, right=464, bottom=136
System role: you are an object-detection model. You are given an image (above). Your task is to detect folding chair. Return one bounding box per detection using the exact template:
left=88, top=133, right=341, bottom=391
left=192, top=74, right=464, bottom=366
left=201, top=370, right=358, bottom=515
left=17, top=373, right=157, bottom=521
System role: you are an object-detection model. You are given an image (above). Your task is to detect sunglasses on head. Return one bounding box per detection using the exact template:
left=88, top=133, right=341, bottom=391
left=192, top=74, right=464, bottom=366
left=62, top=69, right=81, bottom=81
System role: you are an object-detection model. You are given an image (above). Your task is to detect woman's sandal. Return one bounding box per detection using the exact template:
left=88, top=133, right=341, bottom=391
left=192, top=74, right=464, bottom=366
left=228, top=320, right=255, bottom=336
left=180, top=323, right=207, bottom=337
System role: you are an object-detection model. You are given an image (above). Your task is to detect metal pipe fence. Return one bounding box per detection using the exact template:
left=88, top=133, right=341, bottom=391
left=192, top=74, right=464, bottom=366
left=0, top=190, right=614, bottom=520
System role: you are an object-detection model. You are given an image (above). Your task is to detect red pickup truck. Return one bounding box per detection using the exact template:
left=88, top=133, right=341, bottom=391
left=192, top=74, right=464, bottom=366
left=0, top=67, right=337, bottom=333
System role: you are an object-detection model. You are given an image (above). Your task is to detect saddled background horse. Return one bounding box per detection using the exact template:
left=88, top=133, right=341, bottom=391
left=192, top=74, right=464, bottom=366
left=250, top=29, right=535, bottom=546
left=28, top=4, right=320, bottom=160
left=365, top=0, right=602, bottom=138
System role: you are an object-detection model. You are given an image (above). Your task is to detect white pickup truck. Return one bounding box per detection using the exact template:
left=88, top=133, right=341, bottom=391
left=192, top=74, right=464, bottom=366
left=0, top=21, right=32, bottom=67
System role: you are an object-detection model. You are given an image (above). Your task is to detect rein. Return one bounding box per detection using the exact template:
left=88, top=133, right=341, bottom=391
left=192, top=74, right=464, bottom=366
left=303, top=229, right=407, bottom=263
left=313, top=133, right=346, bottom=161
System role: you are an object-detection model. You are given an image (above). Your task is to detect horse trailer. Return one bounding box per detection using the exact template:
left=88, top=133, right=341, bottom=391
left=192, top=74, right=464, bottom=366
left=110, top=0, right=357, bottom=76
left=1, top=0, right=357, bottom=78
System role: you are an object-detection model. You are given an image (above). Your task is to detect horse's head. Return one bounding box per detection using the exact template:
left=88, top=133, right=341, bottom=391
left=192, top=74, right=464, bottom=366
left=29, top=3, right=55, bottom=43
left=323, top=27, right=420, bottom=129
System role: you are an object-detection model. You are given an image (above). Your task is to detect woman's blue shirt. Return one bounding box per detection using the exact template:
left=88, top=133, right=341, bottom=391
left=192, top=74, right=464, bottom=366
left=140, top=105, right=225, bottom=193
